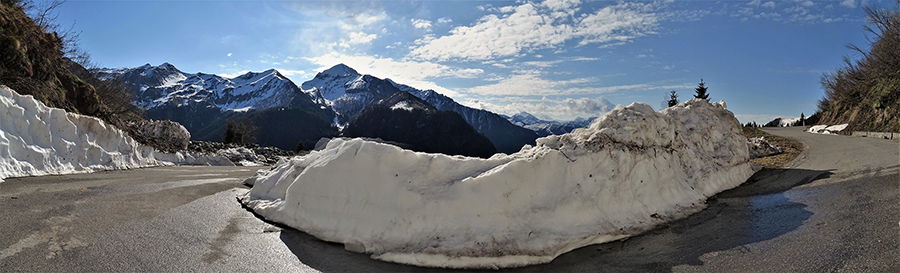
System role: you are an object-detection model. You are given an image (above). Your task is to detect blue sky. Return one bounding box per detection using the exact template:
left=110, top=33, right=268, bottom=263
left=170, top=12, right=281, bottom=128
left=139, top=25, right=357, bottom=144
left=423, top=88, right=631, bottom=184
left=55, top=0, right=880, bottom=123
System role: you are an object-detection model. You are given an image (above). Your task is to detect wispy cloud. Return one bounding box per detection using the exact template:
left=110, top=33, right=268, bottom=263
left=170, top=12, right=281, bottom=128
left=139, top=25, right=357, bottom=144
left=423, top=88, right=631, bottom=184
left=731, top=0, right=854, bottom=24
left=465, top=70, right=691, bottom=97
left=407, top=1, right=658, bottom=61
left=411, top=18, right=432, bottom=30
left=840, top=0, right=857, bottom=9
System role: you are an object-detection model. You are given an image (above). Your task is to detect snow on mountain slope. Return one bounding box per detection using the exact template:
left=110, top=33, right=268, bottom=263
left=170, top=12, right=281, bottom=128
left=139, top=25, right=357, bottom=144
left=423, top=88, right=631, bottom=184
left=240, top=99, right=754, bottom=269
left=0, top=86, right=231, bottom=183
left=507, top=112, right=599, bottom=137
left=509, top=112, right=544, bottom=125
left=100, top=63, right=313, bottom=112
left=300, top=64, right=401, bottom=121
left=299, top=64, right=537, bottom=153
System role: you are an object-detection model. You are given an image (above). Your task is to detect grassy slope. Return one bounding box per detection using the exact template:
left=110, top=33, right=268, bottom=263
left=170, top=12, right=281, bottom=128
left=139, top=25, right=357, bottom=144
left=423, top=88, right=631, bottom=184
left=0, top=0, right=103, bottom=115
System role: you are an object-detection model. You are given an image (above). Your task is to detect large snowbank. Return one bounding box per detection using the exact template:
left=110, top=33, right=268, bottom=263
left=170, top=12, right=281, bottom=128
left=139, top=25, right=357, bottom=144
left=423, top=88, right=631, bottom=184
left=808, top=124, right=849, bottom=134
left=0, top=86, right=231, bottom=183
left=240, top=99, right=754, bottom=269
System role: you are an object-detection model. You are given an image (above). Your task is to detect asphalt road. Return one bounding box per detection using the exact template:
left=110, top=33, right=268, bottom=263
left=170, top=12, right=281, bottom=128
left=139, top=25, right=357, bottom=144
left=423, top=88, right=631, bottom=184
left=0, top=127, right=897, bottom=272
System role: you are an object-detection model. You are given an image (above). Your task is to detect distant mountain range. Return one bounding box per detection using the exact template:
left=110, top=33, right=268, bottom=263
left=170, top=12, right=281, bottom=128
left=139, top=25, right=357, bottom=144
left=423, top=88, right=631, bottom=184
left=102, top=63, right=537, bottom=154
left=503, top=112, right=598, bottom=137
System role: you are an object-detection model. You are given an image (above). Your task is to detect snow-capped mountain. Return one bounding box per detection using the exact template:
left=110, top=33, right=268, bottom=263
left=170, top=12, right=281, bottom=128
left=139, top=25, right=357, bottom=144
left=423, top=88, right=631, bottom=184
left=301, top=64, right=401, bottom=123
left=764, top=117, right=802, bottom=127
left=99, top=63, right=336, bottom=150
left=106, top=63, right=535, bottom=153
left=302, top=64, right=538, bottom=153
left=505, top=112, right=598, bottom=137
left=99, top=63, right=324, bottom=112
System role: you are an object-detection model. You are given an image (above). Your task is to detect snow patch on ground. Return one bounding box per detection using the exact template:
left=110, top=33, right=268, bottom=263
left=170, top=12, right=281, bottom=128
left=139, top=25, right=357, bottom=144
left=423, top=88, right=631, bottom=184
left=240, top=99, right=754, bottom=269
left=747, top=137, right=782, bottom=158
left=0, top=86, right=232, bottom=183
left=390, top=101, right=413, bottom=111
left=808, top=124, right=849, bottom=134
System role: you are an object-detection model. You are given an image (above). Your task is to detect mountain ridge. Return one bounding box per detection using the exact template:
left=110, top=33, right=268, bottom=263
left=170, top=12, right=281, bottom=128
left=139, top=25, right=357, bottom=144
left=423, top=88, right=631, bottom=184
left=106, top=62, right=537, bottom=153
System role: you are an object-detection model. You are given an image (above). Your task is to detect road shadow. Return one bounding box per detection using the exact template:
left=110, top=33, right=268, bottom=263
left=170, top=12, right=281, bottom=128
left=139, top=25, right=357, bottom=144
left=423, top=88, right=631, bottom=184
left=272, top=168, right=833, bottom=272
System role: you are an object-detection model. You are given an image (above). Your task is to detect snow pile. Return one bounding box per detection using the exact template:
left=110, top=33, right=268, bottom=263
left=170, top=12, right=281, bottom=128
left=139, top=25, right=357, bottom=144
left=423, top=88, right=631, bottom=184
left=154, top=151, right=234, bottom=166
left=216, top=147, right=266, bottom=166
left=0, top=86, right=164, bottom=182
left=808, top=124, right=849, bottom=134
left=0, top=86, right=232, bottom=183
left=747, top=137, right=782, bottom=159
left=135, top=119, right=191, bottom=150
left=239, top=99, right=753, bottom=269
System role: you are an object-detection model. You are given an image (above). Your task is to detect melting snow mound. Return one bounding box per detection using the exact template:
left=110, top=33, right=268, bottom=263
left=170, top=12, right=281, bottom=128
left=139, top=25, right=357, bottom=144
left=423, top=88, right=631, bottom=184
left=240, top=99, right=754, bottom=269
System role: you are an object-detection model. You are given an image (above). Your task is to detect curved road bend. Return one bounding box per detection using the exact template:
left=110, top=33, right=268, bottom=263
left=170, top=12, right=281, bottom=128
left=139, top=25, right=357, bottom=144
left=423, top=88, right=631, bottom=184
left=1, top=127, right=897, bottom=272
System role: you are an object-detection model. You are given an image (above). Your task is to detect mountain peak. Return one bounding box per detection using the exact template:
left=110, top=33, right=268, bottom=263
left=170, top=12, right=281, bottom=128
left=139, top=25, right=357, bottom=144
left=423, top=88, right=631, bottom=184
left=321, top=63, right=359, bottom=77
left=513, top=112, right=538, bottom=119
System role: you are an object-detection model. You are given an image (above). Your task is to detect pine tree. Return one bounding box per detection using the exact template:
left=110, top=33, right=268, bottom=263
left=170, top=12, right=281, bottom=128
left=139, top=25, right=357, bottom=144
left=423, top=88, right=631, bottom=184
left=667, top=90, right=679, bottom=107
left=800, top=112, right=805, bottom=126
left=694, top=78, right=710, bottom=102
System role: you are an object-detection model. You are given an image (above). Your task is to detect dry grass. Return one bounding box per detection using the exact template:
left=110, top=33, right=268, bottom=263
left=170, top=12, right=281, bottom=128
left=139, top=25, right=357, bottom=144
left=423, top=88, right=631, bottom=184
left=743, top=127, right=805, bottom=169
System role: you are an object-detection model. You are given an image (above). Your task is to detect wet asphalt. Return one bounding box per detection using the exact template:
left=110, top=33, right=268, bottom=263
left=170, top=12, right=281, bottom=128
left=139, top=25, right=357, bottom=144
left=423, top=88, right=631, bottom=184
left=0, top=127, right=897, bottom=272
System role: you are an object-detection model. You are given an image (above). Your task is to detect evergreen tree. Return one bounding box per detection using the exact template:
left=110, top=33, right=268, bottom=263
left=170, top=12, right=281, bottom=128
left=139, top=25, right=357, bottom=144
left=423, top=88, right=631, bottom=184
left=694, top=78, right=710, bottom=102
left=800, top=112, right=805, bottom=126
left=667, top=90, right=679, bottom=107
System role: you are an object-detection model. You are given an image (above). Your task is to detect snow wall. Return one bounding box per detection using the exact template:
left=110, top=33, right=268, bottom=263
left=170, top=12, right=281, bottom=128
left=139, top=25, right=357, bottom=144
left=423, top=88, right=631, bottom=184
left=240, top=99, right=754, bottom=269
left=0, top=86, right=231, bottom=183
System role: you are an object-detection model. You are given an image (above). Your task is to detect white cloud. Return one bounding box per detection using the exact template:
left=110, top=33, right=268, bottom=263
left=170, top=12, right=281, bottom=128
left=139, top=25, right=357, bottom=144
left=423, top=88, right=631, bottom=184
left=840, top=0, right=856, bottom=8
left=522, top=60, right=565, bottom=68
left=460, top=96, right=616, bottom=120
left=542, top=0, right=581, bottom=11
left=562, top=97, right=615, bottom=114
left=761, top=1, right=776, bottom=8
left=275, top=69, right=308, bottom=77
left=748, top=0, right=761, bottom=7
left=347, top=32, right=377, bottom=44
left=466, top=71, right=692, bottom=97
left=466, top=73, right=595, bottom=96
left=437, top=17, right=453, bottom=24
left=796, top=0, right=814, bottom=7
left=304, top=53, right=484, bottom=98
left=571, top=57, right=599, bottom=61
left=219, top=70, right=250, bottom=79
left=407, top=1, right=658, bottom=61
left=411, top=18, right=432, bottom=29
left=227, top=53, right=232, bottom=57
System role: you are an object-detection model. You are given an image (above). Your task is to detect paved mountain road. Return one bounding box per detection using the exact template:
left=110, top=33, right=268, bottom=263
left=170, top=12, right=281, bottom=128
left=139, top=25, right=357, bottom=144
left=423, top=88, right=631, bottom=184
left=0, top=127, right=896, bottom=272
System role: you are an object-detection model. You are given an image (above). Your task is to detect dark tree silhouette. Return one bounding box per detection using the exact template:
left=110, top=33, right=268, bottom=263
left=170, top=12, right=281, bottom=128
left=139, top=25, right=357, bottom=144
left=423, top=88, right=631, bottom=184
left=667, top=90, right=679, bottom=107
left=694, top=78, right=710, bottom=102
